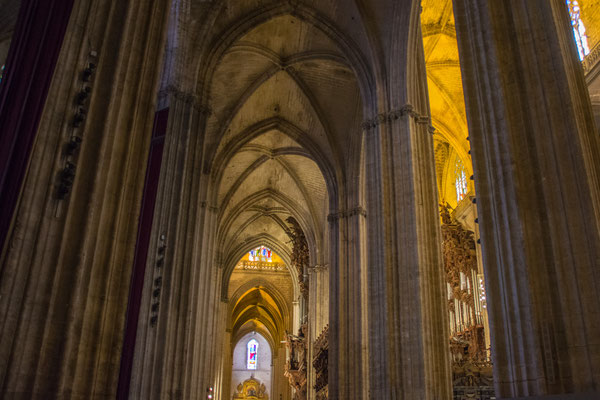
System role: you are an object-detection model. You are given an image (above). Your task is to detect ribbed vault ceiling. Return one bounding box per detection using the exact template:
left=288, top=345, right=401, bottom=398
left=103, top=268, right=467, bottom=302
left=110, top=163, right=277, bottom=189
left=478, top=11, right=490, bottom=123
left=231, top=287, right=283, bottom=338
left=229, top=281, right=291, bottom=350
left=208, top=12, right=362, bottom=275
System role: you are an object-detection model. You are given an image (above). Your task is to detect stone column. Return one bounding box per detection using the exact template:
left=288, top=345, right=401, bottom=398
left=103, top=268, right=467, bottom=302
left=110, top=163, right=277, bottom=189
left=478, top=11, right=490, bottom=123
left=0, top=0, right=74, bottom=251
left=357, top=2, right=452, bottom=398
left=327, top=205, right=368, bottom=400
left=218, top=327, right=233, bottom=400
left=0, top=0, right=170, bottom=398
left=272, top=344, right=291, bottom=400
left=363, top=105, right=452, bottom=400
left=307, top=269, right=316, bottom=400
left=453, top=0, right=600, bottom=397
left=128, top=89, right=223, bottom=399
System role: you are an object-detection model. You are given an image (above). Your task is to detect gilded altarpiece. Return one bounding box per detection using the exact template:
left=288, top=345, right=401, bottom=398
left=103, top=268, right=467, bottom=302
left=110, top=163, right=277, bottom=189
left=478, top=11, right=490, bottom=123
left=441, top=206, right=494, bottom=400
left=233, top=377, right=269, bottom=400
left=284, top=324, right=308, bottom=400
left=284, top=217, right=310, bottom=399
left=286, top=217, right=309, bottom=299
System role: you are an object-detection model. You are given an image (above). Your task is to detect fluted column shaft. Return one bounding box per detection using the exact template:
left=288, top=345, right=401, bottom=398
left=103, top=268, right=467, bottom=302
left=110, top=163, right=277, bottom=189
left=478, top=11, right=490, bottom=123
left=364, top=108, right=451, bottom=400
left=453, top=0, right=600, bottom=397
left=327, top=205, right=368, bottom=400
left=129, top=92, right=222, bottom=400
left=0, top=0, right=170, bottom=398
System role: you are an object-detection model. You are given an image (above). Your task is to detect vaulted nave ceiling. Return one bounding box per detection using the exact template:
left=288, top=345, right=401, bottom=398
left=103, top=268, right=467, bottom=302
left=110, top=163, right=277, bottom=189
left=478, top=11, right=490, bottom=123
left=204, top=10, right=364, bottom=276
left=182, top=0, right=476, bottom=271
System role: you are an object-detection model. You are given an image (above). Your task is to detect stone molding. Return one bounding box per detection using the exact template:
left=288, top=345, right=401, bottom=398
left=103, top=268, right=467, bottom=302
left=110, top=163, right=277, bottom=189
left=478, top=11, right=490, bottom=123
left=327, top=206, right=366, bottom=222
left=583, top=42, right=600, bottom=76
left=200, top=200, right=219, bottom=213
left=361, top=103, right=434, bottom=133
left=158, top=84, right=212, bottom=115
left=307, top=263, right=328, bottom=274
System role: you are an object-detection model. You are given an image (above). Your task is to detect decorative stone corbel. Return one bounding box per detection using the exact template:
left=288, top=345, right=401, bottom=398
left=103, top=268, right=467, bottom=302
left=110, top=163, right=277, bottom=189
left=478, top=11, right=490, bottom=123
left=161, top=84, right=212, bottom=115
left=327, top=206, right=367, bottom=222
left=307, top=263, right=329, bottom=274
left=361, top=103, right=430, bottom=131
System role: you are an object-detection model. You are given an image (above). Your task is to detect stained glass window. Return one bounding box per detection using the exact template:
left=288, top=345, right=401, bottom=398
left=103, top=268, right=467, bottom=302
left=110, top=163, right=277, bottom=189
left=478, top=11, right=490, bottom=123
left=567, top=0, right=590, bottom=60
left=455, top=158, right=468, bottom=203
left=249, top=245, right=272, bottom=262
left=247, top=339, right=258, bottom=370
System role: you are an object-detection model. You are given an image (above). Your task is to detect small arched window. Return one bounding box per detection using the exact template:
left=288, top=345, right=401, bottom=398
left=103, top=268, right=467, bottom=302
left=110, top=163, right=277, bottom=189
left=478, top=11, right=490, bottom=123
left=567, top=0, right=591, bottom=60
left=454, top=158, right=468, bottom=203
left=247, top=339, right=258, bottom=370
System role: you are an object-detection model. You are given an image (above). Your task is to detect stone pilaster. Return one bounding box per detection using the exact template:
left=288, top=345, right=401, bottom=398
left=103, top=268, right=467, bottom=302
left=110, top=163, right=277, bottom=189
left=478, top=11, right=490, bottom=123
left=307, top=264, right=328, bottom=400
left=453, top=0, right=600, bottom=397
left=0, top=0, right=170, bottom=398
left=327, top=206, right=368, bottom=400
left=272, top=343, right=291, bottom=400
left=128, top=90, right=221, bottom=399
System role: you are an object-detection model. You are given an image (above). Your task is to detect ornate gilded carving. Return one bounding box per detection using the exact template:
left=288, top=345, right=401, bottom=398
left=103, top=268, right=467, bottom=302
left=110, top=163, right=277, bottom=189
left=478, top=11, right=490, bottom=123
left=440, top=204, right=479, bottom=327
left=286, top=217, right=309, bottom=300
left=284, top=324, right=308, bottom=400
left=440, top=205, right=493, bottom=399
left=235, top=260, right=287, bottom=272
left=233, top=376, right=269, bottom=400
left=313, top=325, right=328, bottom=400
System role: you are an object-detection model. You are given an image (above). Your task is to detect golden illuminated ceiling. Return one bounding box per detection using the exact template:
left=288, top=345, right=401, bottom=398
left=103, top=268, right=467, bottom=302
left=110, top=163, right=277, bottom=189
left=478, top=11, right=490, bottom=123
left=231, top=287, right=284, bottom=339
left=422, top=0, right=600, bottom=207
left=580, top=0, right=600, bottom=50
left=227, top=247, right=293, bottom=349
left=421, top=0, right=473, bottom=206
left=228, top=281, right=292, bottom=353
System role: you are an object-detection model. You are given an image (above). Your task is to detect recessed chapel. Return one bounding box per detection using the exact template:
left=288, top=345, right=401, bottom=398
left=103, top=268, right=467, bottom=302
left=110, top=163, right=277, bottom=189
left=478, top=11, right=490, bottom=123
left=0, top=0, right=599, bottom=399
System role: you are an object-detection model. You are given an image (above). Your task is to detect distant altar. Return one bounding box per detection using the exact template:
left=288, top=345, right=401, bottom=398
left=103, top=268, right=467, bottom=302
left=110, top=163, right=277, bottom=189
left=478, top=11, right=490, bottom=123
left=232, top=376, right=268, bottom=400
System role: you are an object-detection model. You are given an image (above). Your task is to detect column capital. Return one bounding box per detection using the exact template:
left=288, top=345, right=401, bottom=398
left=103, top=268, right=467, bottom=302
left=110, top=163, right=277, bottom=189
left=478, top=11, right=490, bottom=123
left=200, top=201, right=219, bottom=214
left=327, top=206, right=367, bottom=222
left=361, top=104, right=431, bottom=131
left=307, top=263, right=329, bottom=273
left=158, top=84, right=212, bottom=115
